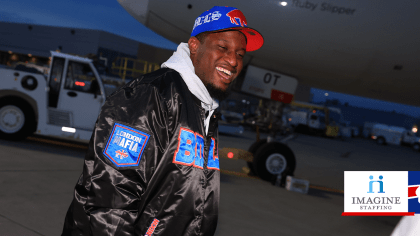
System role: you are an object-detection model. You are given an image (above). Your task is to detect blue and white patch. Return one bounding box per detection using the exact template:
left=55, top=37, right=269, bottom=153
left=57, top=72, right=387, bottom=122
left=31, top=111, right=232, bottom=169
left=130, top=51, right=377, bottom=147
left=103, top=123, right=150, bottom=167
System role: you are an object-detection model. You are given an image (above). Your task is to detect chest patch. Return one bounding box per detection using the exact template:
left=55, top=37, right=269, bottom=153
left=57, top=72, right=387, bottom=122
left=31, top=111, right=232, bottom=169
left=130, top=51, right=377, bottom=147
left=173, top=127, right=219, bottom=170
left=103, top=123, right=150, bottom=167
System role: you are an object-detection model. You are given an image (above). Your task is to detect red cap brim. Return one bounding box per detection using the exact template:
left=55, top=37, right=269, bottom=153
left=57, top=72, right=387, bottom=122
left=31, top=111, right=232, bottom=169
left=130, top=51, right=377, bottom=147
left=211, top=27, right=264, bottom=52
left=237, top=27, right=264, bottom=52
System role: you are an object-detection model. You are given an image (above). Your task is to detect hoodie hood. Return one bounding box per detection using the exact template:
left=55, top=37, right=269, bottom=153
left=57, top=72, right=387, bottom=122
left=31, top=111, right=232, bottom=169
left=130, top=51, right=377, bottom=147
left=162, top=43, right=218, bottom=112
left=162, top=43, right=219, bottom=134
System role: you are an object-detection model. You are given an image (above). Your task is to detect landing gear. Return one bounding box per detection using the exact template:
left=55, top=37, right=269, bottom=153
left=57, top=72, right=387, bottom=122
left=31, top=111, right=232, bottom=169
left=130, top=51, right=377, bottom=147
left=247, top=139, right=296, bottom=182
left=246, top=99, right=297, bottom=182
left=253, top=142, right=296, bottom=182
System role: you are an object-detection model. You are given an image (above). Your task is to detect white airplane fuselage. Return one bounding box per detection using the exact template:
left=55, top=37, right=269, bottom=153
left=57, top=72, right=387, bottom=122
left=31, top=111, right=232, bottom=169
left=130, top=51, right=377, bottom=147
left=118, top=0, right=420, bottom=107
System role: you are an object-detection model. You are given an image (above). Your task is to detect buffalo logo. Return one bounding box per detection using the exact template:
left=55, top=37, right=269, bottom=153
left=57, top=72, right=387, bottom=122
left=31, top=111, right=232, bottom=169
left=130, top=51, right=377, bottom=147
left=226, top=9, right=247, bottom=27
left=115, top=150, right=128, bottom=160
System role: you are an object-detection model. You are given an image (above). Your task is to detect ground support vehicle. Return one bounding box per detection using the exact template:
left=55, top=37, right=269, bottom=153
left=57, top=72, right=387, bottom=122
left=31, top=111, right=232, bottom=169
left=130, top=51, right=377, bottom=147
left=287, top=102, right=343, bottom=138
left=218, top=110, right=245, bottom=135
left=0, top=51, right=108, bottom=142
left=288, top=110, right=326, bottom=135
left=363, top=122, right=376, bottom=138
left=351, top=126, right=360, bottom=137
left=371, top=124, right=420, bottom=151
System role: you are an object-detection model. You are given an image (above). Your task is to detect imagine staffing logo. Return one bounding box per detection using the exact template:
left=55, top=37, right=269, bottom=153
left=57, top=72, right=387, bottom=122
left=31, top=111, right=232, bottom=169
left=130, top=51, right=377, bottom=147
left=343, top=171, right=413, bottom=216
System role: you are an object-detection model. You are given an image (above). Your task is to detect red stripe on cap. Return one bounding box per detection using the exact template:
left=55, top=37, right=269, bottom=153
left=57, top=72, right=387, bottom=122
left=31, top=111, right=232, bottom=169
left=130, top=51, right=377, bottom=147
left=409, top=186, right=419, bottom=198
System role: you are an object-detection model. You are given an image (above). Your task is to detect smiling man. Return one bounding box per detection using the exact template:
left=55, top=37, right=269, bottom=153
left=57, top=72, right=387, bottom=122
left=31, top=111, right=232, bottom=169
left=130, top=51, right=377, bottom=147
left=189, top=30, right=246, bottom=101
left=62, top=6, right=263, bottom=236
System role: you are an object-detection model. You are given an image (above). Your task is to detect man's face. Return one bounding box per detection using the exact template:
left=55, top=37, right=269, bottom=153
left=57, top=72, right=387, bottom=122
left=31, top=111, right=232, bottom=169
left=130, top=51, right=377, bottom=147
left=189, top=30, right=246, bottom=100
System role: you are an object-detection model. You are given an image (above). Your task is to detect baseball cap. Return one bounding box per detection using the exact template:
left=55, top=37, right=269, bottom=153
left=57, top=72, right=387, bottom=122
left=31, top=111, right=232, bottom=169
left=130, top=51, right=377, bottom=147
left=191, top=6, right=264, bottom=52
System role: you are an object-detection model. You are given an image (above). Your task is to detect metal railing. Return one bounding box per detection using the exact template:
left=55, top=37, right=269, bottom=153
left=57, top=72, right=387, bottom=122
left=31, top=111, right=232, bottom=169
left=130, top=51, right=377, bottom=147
left=111, top=57, right=160, bottom=82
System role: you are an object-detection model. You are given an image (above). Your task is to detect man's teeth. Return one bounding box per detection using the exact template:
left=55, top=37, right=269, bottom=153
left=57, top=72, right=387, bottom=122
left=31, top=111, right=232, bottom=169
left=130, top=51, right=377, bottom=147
left=216, top=67, right=231, bottom=76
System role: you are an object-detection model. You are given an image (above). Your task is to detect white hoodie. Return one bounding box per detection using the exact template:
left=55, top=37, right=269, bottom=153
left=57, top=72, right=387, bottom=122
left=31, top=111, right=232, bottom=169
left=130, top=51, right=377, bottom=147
left=161, top=43, right=219, bottom=135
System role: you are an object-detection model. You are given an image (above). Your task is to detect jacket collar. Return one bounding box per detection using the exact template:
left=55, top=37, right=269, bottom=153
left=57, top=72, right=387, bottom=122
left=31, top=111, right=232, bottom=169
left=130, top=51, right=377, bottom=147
left=161, top=43, right=219, bottom=113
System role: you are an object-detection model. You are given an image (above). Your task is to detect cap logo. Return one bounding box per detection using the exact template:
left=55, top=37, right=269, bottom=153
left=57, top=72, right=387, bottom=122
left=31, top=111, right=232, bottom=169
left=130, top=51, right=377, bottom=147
left=226, top=9, right=247, bottom=27
left=190, top=6, right=263, bottom=51
left=193, top=11, right=222, bottom=30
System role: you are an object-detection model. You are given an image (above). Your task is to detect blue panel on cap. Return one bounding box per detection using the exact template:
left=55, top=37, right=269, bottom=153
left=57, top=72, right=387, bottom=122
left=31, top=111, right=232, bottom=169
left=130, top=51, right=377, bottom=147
left=103, top=123, right=150, bottom=167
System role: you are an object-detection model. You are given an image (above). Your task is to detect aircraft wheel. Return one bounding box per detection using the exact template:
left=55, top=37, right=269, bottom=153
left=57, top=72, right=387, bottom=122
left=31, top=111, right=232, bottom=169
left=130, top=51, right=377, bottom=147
left=247, top=139, right=267, bottom=175
left=413, top=143, right=420, bottom=152
left=253, top=142, right=296, bottom=181
left=376, top=137, right=385, bottom=145
left=0, top=99, right=35, bottom=141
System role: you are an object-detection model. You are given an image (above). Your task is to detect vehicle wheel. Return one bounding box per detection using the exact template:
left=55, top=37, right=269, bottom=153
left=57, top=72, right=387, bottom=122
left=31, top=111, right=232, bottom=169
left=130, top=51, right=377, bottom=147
left=0, top=100, right=36, bottom=141
left=376, top=137, right=385, bottom=145
left=253, top=142, right=296, bottom=181
left=246, top=139, right=267, bottom=175
left=413, top=143, right=420, bottom=152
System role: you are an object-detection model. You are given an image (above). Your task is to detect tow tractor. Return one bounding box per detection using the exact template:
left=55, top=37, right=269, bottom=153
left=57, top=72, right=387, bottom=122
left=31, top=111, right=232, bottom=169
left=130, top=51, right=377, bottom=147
left=0, top=51, right=107, bottom=141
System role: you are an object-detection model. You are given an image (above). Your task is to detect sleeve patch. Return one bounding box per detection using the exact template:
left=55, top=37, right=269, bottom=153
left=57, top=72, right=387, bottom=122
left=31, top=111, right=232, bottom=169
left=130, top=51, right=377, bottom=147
left=103, top=123, right=150, bottom=167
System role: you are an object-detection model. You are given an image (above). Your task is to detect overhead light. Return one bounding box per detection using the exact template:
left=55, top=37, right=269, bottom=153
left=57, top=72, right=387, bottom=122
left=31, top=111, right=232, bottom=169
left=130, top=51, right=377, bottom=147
left=62, top=127, right=76, bottom=133
left=280, top=1, right=288, bottom=6
left=325, top=93, right=329, bottom=96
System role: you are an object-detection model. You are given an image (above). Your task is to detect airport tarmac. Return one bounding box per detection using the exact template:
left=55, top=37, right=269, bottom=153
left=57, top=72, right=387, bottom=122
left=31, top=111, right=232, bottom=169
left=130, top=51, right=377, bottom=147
left=1, top=129, right=417, bottom=236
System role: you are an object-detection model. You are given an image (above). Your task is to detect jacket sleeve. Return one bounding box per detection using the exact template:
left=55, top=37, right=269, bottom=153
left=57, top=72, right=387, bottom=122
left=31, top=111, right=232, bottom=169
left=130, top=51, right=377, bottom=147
left=77, top=80, right=173, bottom=235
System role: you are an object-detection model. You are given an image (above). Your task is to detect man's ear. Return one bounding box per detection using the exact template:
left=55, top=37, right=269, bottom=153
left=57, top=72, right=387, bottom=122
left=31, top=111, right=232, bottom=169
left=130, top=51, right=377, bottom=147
left=188, top=37, right=200, bottom=55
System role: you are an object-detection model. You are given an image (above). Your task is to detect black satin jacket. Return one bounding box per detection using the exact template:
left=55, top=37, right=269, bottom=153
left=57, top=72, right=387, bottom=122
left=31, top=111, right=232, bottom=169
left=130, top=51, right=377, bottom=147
left=62, top=68, right=221, bottom=236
